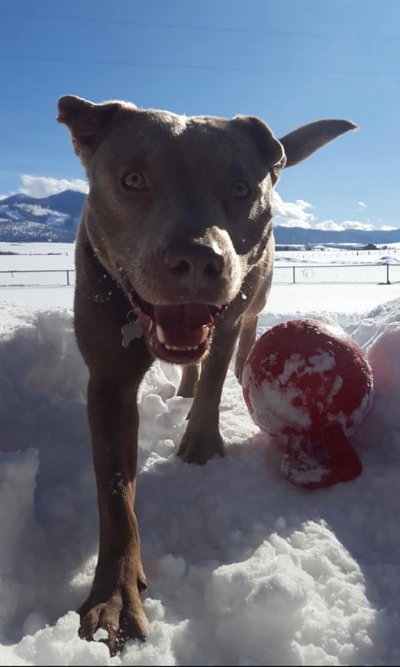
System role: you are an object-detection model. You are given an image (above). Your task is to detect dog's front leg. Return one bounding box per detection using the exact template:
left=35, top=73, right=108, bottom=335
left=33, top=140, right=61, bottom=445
left=235, top=312, right=259, bottom=383
left=177, top=318, right=241, bottom=464
left=177, top=362, right=201, bottom=398
left=78, top=376, right=147, bottom=655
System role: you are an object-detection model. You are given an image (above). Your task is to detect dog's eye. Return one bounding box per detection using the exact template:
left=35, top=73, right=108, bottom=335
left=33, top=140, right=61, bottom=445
left=122, top=172, right=148, bottom=191
left=231, top=181, right=251, bottom=199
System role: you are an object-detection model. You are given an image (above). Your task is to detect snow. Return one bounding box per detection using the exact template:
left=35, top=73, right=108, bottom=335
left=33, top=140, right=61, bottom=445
left=13, top=204, right=69, bottom=226
left=0, top=206, right=24, bottom=221
left=0, top=245, right=400, bottom=665
left=243, top=362, right=313, bottom=434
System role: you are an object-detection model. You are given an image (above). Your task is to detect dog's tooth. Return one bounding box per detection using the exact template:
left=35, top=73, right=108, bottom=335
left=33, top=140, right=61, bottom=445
left=200, top=327, right=209, bottom=344
left=156, top=325, right=166, bottom=343
left=164, top=343, right=200, bottom=352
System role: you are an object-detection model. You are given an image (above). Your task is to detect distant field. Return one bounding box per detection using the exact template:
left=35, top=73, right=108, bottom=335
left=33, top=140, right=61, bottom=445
left=0, top=241, right=400, bottom=312
left=1, top=241, right=400, bottom=269
left=0, top=242, right=74, bottom=270
left=0, top=242, right=399, bottom=285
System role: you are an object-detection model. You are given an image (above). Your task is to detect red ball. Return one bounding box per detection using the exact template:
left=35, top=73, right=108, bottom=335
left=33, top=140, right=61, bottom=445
left=242, top=319, right=374, bottom=488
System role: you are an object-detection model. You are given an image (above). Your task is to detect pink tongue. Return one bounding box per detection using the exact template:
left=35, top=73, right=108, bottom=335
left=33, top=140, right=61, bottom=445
left=153, top=304, right=213, bottom=328
left=153, top=304, right=213, bottom=345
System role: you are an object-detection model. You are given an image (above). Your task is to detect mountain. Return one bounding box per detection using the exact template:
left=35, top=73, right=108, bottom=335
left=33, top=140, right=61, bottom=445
left=274, top=226, right=400, bottom=246
left=0, top=189, right=399, bottom=245
left=0, top=190, right=86, bottom=242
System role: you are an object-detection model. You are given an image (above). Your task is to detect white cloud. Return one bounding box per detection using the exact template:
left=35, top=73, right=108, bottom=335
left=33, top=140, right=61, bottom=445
left=272, top=193, right=381, bottom=231
left=0, top=179, right=388, bottom=235
left=19, top=174, right=89, bottom=198
left=381, top=225, right=397, bottom=231
left=315, top=220, right=344, bottom=232
left=272, top=191, right=315, bottom=228
left=316, top=219, right=375, bottom=232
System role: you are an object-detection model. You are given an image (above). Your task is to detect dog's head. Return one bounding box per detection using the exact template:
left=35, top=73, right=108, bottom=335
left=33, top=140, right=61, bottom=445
left=58, top=95, right=356, bottom=363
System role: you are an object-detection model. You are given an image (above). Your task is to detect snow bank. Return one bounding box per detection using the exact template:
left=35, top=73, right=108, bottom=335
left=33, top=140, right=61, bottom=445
left=0, top=298, right=399, bottom=665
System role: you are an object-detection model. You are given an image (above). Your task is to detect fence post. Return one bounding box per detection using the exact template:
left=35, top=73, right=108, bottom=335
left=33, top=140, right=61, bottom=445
left=387, top=263, right=390, bottom=285
left=66, top=270, right=70, bottom=286
left=292, top=266, right=296, bottom=284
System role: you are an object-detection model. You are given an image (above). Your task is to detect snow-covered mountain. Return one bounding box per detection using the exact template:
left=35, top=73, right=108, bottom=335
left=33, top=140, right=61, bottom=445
left=0, top=190, right=85, bottom=242
left=0, top=189, right=399, bottom=245
left=275, top=225, right=400, bottom=246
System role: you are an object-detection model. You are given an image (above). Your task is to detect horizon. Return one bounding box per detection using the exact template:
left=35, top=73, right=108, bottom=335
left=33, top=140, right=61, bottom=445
left=1, top=187, right=400, bottom=237
left=1, top=0, right=399, bottom=231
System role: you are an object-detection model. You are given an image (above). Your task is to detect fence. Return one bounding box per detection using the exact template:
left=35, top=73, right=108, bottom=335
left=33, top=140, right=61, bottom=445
left=274, top=263, right=400, bottom=285
left=0, top=269, right=75, bottom=287
left=0, top=263, right=399, bottom=287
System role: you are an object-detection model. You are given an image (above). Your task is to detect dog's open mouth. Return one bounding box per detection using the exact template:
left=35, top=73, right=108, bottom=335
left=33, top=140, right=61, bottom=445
left=120, top=270, right=225, bottom=364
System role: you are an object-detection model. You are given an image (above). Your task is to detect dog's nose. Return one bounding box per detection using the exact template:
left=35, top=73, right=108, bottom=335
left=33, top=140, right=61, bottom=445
left=164, top=240, right=225, bottom=282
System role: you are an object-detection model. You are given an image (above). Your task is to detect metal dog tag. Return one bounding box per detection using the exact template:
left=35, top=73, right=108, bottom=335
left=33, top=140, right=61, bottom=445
left=121, top=311, right=143, bottom=348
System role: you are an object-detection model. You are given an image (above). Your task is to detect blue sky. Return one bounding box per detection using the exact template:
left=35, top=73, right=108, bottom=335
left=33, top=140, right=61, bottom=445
left=0, top=0, right=399, bottom=230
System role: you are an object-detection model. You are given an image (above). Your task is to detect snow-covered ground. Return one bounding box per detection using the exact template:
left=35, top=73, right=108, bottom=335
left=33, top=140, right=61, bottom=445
left=0, top=243, right=400, bottom=665
left=0, top=243, right=74, bottom=270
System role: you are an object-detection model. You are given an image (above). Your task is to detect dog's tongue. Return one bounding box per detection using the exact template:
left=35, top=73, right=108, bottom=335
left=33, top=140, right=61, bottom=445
left=153, top=304, right=213, bottom=346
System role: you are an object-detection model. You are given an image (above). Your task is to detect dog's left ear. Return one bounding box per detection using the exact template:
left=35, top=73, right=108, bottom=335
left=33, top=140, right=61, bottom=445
left=279, top=119, right=358, bottom=168
left=57, top=95, right=136, bottom=165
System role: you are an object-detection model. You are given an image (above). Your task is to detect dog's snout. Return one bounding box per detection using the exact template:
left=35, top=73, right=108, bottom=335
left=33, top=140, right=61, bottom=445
left=164, top=241, right=225, bottom=281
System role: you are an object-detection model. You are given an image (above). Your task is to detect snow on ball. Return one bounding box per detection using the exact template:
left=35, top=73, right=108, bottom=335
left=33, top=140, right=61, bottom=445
left=242, top=319, right=374, bottom=489
left=242, top=319, right=373, bottom=438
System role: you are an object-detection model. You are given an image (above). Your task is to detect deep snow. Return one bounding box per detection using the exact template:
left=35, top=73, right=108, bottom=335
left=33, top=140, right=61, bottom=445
left=0, top=249, right=399, bottom=665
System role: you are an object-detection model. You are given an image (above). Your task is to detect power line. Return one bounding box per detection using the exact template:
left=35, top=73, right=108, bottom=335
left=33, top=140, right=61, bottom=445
left=1, top=10, right=400, bottom=42
left=0, top=52, right=399, bottom=77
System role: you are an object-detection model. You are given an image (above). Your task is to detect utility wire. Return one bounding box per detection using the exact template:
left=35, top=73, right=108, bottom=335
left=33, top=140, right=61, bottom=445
left=0, top=11, right=400, bottom=42
left=0, top=53, right=398, bottom=77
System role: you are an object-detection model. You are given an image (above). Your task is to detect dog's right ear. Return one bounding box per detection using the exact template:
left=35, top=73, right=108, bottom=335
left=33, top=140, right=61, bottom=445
left=57, top=95, right=135, bottom=165
left=233, top=116, right=286, bottom=169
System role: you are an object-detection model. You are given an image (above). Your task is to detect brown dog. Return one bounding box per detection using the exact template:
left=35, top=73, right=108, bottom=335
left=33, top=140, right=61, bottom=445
left=57, top=95, right=356, bottom=654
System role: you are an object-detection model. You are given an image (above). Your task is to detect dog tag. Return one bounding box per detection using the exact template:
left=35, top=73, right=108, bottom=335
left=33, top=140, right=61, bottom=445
left=121, top=312, right=143, bottom=348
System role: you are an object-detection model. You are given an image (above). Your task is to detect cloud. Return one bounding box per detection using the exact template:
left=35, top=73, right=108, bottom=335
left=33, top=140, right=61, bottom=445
left=0, top=178, right=387, bottom=235
left=19, top=174, right=89, bottom=198
left=316, top=219, right=375, bottom=232
left=272, top=192, right=315, bottom=228
left=272, top=193, right=379, bottom=231
left=314, top=220, right=343, bottom=232
left=381, top=225, right=397, bottom=231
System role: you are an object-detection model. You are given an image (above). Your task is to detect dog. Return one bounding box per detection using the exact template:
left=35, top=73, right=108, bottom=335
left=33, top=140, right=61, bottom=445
left=57, top=95, right=356, bottom=654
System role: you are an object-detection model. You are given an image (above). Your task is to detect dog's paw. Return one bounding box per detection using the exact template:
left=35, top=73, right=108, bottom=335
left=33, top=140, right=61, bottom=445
left=177, top=429, right=225, bottom=465
left=78, top=585, right=148, bottom=656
